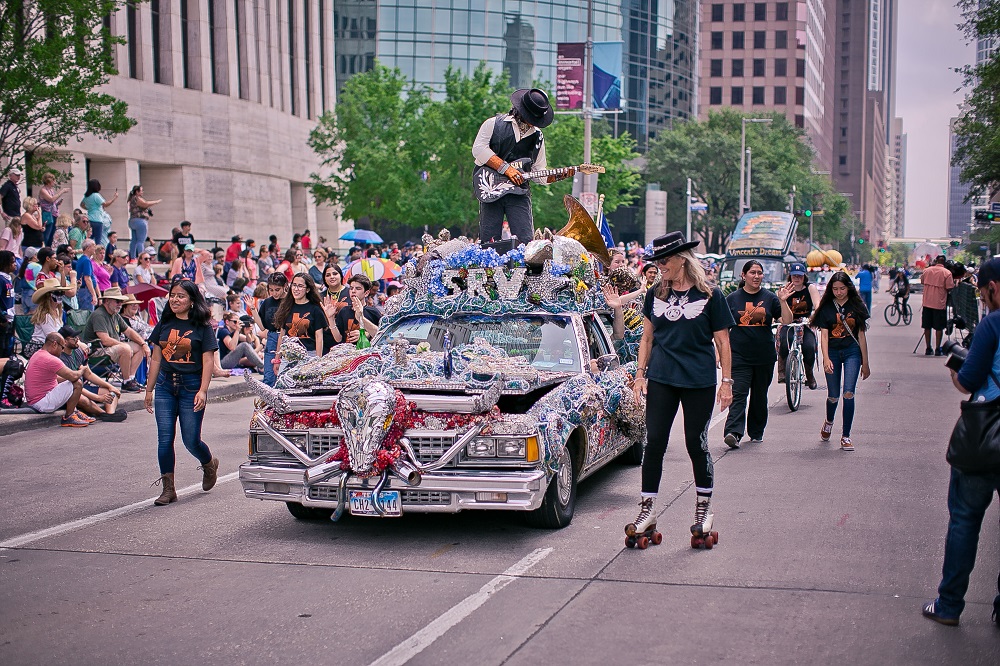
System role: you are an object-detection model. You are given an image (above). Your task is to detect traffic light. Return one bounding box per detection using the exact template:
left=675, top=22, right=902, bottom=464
left=878, top=247, right=886, bottom=253
left=950, top=240, right=961, bottom=247
left=803, top=209, right=812, bottom=218
left=857, top=237, right=865, bottom=245
left=974, top=209, right=996, bottom=223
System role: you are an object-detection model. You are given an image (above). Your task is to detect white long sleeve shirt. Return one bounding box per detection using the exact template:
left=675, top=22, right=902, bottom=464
left=472, top=114, right=549, bottom=185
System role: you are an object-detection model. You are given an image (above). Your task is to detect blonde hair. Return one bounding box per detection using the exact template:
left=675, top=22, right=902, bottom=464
left=22, top=196, right=37, bottom=211
left=56, top=212, right=73, bottom=229
left=31, top=291, right=63, bottom=326
left=6, top=216, right=20, bottom=232
left=42, top=173, right=56, bottom=185
left=655, top=249, right=712, bottom=300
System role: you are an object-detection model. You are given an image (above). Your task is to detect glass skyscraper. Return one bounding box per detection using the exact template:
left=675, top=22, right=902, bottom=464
left=334, top=0, right=698, bottom=150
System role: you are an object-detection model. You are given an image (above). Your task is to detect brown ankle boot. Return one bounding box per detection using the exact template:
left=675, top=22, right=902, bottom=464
left=200, top=457, right=220, bottom=491
left=805, top=365, right=817, bottom=389
left=153, top=473, right=177, bottom=505
left=777, top=360, right=786, bottom=384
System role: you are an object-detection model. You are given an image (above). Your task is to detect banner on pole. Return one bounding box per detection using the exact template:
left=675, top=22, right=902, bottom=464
left=592, top=42, right=623, bottom=110
left=556, top=43, right=585, bottom=110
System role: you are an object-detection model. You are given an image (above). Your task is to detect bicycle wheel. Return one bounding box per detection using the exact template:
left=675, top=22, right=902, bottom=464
left=785, top=353, right=802, bottom=411
left=884, top=302, right=901, bottom=326
left=902, top=303, right=913, bottom=326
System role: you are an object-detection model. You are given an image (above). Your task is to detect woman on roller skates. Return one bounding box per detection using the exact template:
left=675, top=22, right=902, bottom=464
left=626, top=232, right=735, bottom=550
left=810, top=271, right=871, bottom=451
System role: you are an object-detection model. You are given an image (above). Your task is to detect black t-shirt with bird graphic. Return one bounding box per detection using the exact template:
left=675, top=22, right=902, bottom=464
left=726, top=287, right=782, bottom=365
left=148, top=318, right=219, bottom=374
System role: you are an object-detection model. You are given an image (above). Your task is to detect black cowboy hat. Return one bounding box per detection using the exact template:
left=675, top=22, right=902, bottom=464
left=511, top=88, right=554, bottom=128
left=647, top=231, right=699, bottom=261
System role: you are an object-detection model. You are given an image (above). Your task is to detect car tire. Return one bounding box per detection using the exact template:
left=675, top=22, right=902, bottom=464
left=285, top=501, right=334, bottom=521
left=619, top=438, right=644, bottom=465
left=525, top=441, right=579, bottom=529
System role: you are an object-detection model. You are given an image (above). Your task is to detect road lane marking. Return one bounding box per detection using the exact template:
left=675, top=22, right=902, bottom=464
left=368, top=547, right=553, bottom=666
left=0, top=472, right=239, bottom=549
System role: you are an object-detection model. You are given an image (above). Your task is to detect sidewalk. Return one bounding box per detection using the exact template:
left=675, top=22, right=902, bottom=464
left=0, top=374, right=253, bottom=434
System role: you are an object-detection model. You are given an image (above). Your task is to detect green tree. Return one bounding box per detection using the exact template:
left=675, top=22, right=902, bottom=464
left=954, top=1, right=1000, bottom=197
left=644, top=109, right=850, bottom=253
left=308, top=64, right=430, bottom=227
left=0, top=0, right=135, bottom=178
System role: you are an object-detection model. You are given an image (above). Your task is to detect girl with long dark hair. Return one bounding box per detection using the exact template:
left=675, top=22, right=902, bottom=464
left=722, top=260, right=793, bottom=449
left=809, top=271, right=871, bottom=451
left=626, top=232, right=735, bottom=548
left=272, top=273, right=329, bottom=372
left=144, top=280, right=220, bottom=505
left=777, top=263, right=821, bottom=387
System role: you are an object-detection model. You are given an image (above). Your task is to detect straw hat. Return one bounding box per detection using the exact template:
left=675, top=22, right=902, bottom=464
left=32, top=277, right=70, bottom=303
left=120, top=293, right=142, bottom=306
left=99, top=287, right=130, bottom=301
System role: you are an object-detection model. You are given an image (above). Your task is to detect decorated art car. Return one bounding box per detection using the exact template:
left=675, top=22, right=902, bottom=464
left=240, top=224, right=645, bottom=528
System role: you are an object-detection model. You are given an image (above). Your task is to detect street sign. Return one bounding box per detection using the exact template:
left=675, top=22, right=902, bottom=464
left=991, top=202, right=1000, bottom=212
left=689, top=202, right=708, bottom=211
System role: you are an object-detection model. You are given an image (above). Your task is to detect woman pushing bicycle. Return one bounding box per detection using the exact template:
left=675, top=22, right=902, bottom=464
left=777, top=262, right=821, bottom=389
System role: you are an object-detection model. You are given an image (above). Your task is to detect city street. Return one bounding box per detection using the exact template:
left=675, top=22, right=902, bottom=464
left=1, top=291, right=997, bottom=665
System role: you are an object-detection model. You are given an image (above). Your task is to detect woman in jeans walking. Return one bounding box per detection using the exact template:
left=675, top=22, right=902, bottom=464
left=144, top=280, right=220, bottom=505
left=625, top=232, right=735, bottom=547
left=810, top=271, right=871, bottom=451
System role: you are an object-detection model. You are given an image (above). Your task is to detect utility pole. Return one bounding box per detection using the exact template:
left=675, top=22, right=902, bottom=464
left=746, top=147, right=753, bottom=213
left=582, top=0, right=595, bottom=197
left=788, top=184, right=795, bottom=215
left=686, top=177, right=693, bottom=241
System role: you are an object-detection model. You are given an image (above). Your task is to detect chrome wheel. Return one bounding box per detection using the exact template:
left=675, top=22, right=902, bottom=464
left=556, top=447, right=573, bottom=506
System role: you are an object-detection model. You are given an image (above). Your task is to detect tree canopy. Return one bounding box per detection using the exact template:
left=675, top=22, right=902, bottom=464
left=309, top=61, right=641, bottom=238
left=953, top=0, right=1000, bottom=199
left=0, top=0, right=135, bottom=178
left=644, top=109, right=850, bottom=254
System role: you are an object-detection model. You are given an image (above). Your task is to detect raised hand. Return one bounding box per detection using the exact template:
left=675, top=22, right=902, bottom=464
left=602, top=283, right=622, bottom=309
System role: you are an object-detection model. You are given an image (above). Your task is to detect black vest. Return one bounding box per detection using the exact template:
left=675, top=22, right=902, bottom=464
left=489, top=114, right=542, bottom=167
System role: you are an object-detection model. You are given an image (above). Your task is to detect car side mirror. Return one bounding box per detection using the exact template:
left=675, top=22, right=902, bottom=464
left=596, top=353, right=620, bottom=372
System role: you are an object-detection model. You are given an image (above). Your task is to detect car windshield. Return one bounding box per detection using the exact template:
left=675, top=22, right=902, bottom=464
left=720, top=258, right=786, bottom=284
left=376, top=314, right=581, bottom=372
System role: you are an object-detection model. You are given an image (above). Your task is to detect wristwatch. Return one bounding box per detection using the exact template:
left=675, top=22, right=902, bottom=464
left=721, top=377, right=734, bottom=385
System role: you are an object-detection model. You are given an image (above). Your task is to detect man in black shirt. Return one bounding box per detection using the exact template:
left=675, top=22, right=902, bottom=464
left=173, top=220, right=194, bottom=248
left=335, top=274, right=381, bottom=344
left=0, top=168, right=22, bottom=223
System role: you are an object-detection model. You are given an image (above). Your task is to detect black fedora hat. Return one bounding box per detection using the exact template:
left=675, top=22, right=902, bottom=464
left=647, top=231, right=699, bottom=261
left=511, top=88, right=554, bottom=128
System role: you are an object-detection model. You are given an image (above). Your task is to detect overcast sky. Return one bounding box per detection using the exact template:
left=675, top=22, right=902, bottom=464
left=896, top=1, right=975, bottom=238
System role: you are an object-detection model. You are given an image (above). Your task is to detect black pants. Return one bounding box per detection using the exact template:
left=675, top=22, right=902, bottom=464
left=479, top=192, right=533, bottom=244
left=778, top=325, right=816, bottom=371
left=642, top=380, right=715, bottom=495
left=725, top=362, right=774, bottom=440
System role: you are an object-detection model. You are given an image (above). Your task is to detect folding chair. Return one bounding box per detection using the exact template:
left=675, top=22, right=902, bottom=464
left=12, top=315, right=39, bottom=359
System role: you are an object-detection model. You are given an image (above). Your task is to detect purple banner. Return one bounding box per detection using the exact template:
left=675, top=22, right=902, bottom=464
left=556, top=43, right=585, bottom=110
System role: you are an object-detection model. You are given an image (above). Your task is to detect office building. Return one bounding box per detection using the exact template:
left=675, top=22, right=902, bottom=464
left=12, top=1, right=346, bottom=247
left=889, top=116, right=906, bottom=238
left=333, top=0, right=699, bottom=151
left=947, top=116, right=972, bottom=239
left=830, top=0, right=897, bottom=242
left=697, top=0, right=836, bottom=169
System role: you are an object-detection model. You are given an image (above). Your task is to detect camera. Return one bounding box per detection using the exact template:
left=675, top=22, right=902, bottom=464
left=942, top=339, right=968, bottom=372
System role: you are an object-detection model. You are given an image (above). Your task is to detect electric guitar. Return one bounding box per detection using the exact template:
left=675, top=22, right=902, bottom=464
left=473, top=158, right=605, bottom=203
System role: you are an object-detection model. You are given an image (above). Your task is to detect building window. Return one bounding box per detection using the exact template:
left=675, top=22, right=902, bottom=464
left=754, top=31, right=766, bottom=49
left=288, top=0, right=296, bottom=115
left=126, top=0, right=139, bottom=79
left=711, top=4, right=724, bottom=21
left=753, top=58, right=766, bottom=76
left=797, top=58, right=806, bottom=76
left=732, top=59, right=744, bottom=77
left=733, top=32, right=745, bottom=49
left=319, top=0, right=326, bottom=113
left=303, top=0, right=311, bottom=117
left=235, top=0, right=247, bottom=99
left=839, top=155, right=847, bottom=166
left=841, top=127, right=848, bottom=137
left=733, top=3, right=746, bottom=21
left=774, top=58, right=787, bottom=76
left=731, top=87, right=744, bottom=105
left=752, top=86, right=765, bottom=104
left=711, top=32, right=724, bottom=50
left=774, top=86, right=787, bottom=104
left=710, top=59, right=723, bottom=77
left=151, top=0, right=164, bottom=84
left=795, top=115, right=804, bottom=129
left=754, top=3, right=767, bottom=21
left=181, top=0, right=195, bottom=89
left=710, top=87, right=723, bottom=105
left=775, top=30, right=788, bottom=49
left=776, top=2, right=789, bottom=20
left=795, top=86, right=805, bottom=105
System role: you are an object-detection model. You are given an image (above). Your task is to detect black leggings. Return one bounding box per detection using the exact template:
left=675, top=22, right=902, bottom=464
left=642, top=380, right=716, bottom=495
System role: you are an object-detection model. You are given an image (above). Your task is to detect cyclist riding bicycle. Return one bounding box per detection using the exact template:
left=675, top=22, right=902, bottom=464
left=887, top=267, right=910, bottom=306
left=777, top=262, right=819, bottom=389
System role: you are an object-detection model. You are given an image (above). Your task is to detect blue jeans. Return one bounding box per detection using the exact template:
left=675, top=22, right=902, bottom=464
left=263, top=331, right=278, bottom=386
left=90, top=219, right=106, bottom=246
left=154, top=371, right=212, bottom=475
left=825, top=343, right=862, bottom=437
left=128, top=217, right=148, bottom=258
left=41, top=210, right=56, bottom=247
left=860, top=290, right=872, bottom=314
left=933, top=467, right=1000, bottom=618
left=76, top=287, right=95, bottom=311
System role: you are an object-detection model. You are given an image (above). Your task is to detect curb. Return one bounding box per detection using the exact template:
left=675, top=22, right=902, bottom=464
left=0, top=376, right=253, bottom=436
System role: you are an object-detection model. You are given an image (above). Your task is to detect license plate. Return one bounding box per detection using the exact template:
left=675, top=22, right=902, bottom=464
left=348, top=490, right=402, bottom=517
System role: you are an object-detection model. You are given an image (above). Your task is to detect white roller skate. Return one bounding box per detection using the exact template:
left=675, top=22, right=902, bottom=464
left=624, top=498, right=662, bottom=550
left=690, top=496, right=719, bottom=549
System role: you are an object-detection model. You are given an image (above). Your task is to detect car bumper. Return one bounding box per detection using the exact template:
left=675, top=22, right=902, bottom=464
left=239, top=463, right=549, bottom=513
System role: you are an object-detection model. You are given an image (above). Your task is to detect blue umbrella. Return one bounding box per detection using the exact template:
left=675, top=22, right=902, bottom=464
left=339, top=229, right=384, bottom=244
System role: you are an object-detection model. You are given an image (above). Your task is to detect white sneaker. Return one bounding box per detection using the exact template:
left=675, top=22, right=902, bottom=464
left=840, top=436, right=854, bottom=452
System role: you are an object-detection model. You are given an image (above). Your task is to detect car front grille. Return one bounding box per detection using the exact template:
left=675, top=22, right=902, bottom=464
left=295, top=429, right=459, bottom=468
left=307, top=485, right=450, bottom=506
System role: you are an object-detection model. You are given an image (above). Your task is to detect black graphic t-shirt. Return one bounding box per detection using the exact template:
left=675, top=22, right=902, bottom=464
left=148, top=318, right=219, bottom=375
left=642, top=286, right=735, bottom=388
left=726, top=288, right=782, bottom=365
left=281, top=301, right=328, bottom=351
left=814, top=300, right=869, bottom=350
left=787, top=286, right=814, bottom=320
left=258, top=296, right=283, bottom=333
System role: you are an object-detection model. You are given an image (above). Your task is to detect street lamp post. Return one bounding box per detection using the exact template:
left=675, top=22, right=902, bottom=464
left=739, top=117, right=773, bottom=214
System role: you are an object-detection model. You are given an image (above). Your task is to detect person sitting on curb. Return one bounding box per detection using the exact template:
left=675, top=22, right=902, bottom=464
left=81, top=287, right=150, bottom=392
left=55, top=326, right=126, bottom=422
left=25, top=332, right=89, bottom=426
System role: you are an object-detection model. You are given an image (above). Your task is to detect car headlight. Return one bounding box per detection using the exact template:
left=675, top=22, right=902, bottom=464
left=253, top=433, right=305, bottom=454
left=497, top=438, right=526, bottom=457
left=467, top=438, right=497, bottom=457
left=466, top=436, right=538, bottom=460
